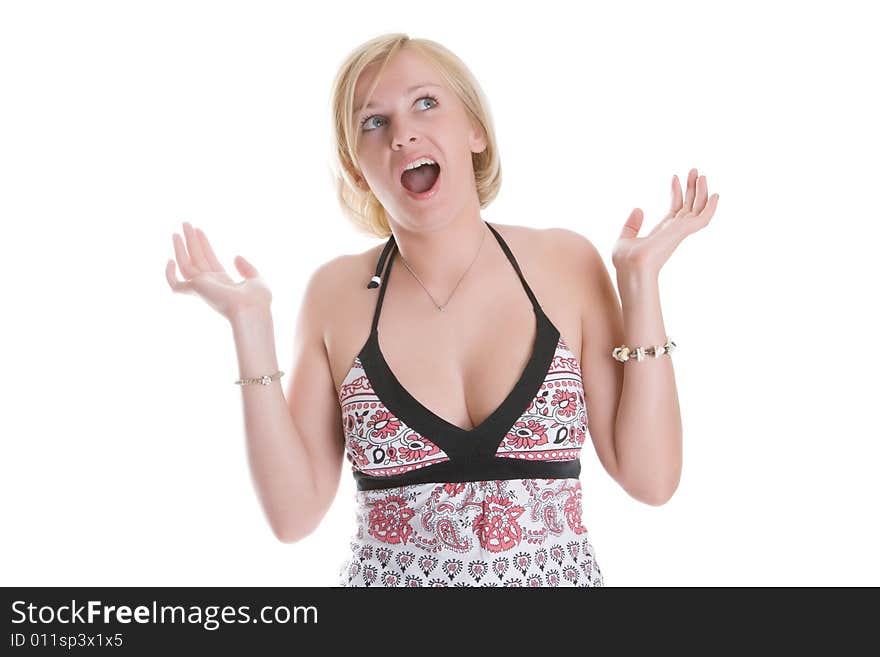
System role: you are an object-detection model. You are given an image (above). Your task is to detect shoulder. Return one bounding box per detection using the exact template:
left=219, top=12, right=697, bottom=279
left=542, top=226, right=602, bottom=264
left=491, top=222, right=599, bottom=262
left=493, top=223, right=607, bottom=319
left=532, top=226, right=613, bottom=333
left=541, top=227, right=609, bottom=298
left=309, top=224, right=604, bottom=308
left=488, top=221, right=605, bottom=290
left=297, top=243, right=384, bottom=336
left=502, top=224, right=605, bottom=294
left=306, top=240, right=386, bottom=294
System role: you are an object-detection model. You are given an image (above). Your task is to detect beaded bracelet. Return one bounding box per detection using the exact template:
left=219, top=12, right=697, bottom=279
left=234, top=370, right=285, bottom=386
left=612, top=338, right=676, bottom=363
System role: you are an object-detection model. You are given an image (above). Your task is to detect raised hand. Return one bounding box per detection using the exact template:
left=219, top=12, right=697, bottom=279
left=612, top=167, right=720, bottom=277
left=166, top=222, right=272, bottom=321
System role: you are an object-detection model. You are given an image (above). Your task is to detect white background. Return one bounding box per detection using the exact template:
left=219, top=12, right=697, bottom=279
left=2, top=0, right=877, bottom=586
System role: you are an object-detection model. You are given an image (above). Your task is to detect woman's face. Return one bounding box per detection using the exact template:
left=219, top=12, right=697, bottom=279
left=352, top=48, right=487, bottom=227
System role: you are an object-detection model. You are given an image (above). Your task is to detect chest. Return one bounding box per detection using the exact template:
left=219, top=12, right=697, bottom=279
left=329, top=237, right=583, bottom=432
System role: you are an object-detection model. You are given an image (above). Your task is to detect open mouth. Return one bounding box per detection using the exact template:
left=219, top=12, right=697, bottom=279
left=400, top=162, right=441, bottom=197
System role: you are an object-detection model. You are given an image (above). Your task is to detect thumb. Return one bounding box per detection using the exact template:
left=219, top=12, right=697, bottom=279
left=619, top=208, right=644, bottom=239
left=234, top=255, right=260, bottom=279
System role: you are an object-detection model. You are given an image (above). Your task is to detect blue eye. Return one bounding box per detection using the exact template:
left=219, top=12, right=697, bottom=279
left=360, top=95, right=438, bottom=132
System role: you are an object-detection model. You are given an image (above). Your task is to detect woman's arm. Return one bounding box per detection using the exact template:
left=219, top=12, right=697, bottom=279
left=230, top=264, right=345, bottom=542
left=565, top=229, right=678, bottom=505
left=167, top=222, right=345, bottom=543
left=612, top=270, right=682, bottom=505
left=610, top=168, right=718, bottom=504
left=562, top=169, right=716, bottom=505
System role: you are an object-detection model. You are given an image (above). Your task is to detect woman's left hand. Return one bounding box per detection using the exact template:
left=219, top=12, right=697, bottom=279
left=611, top=167, right=719, bottom=278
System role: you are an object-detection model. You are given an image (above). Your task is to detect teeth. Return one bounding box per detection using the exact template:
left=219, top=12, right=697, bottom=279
left=403, top=157, right=437, bottom=171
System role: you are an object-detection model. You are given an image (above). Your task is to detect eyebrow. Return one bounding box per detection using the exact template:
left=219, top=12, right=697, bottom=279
left=354, top=83, right=442, bottom=116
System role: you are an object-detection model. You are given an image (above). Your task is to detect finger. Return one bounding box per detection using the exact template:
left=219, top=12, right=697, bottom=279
left=671, top=175, right=683, bottom=215
left=196, top=227, right=225, bottom=272
left=183, top=222, right=210, bottom=271
left=234, top=254, right=260, bottom=279
left=697, top=193, right=720, bottom=223
left=165, top=258, right=191, bottom=293
left=692, top=175, right=708, bottom=214
left=618, top=208, right=644, bottom=239
left=172, top=232, right=197, bottom=278
left=682, top=168, right=697, bottom=214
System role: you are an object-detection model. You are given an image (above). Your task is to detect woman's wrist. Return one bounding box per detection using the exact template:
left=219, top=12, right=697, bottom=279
left=229, top=305, right=273, bottom=333
left=230, top=306, right=280, bottom=381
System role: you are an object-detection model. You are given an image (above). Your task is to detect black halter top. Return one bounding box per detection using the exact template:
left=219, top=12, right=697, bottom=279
left=339, top=220, right=587, bottom=491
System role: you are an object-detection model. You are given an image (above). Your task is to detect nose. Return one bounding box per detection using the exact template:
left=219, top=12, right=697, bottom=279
left=392, top=120, right=420, bottom=149
left=393, top=135, right=418, bottom=150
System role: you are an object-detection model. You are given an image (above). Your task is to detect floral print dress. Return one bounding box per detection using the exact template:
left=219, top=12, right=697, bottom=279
left=335, top=221, right=604, bottom=587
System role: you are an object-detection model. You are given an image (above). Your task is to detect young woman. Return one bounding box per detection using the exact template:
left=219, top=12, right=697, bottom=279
left=166, top=33, right=718, bottom=587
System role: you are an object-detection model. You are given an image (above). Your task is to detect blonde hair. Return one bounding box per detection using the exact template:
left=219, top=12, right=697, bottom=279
left=327, top=33, right=502, bottom=239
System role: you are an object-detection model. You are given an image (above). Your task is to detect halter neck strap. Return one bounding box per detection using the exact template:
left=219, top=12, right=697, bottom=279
left=366, top=220, right=541, bottom=334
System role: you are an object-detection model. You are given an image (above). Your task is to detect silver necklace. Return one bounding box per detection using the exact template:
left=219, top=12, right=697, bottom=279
left=397, top=225, right=488, bottom=312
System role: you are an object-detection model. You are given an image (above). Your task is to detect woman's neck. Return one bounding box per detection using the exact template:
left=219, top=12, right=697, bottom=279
left=391, top=213, right=491, bottom=290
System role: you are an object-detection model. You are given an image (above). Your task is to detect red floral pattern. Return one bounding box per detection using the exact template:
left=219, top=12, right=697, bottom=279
left=338, top=336, right=589, bottom=473
left=505, top=418, right=549, bottom=450
left=472, top=493, right=525, bottom=553
left=335, top=337, right=602, bottom=587
left=366, top=494, right=416, bottom=545
left=496, top=339, right=589, bottom=461
left=338, top=477, right=603, bottom=587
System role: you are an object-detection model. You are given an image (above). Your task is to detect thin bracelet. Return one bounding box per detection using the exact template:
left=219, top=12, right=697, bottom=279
left=612, top=338, right=676, bottom=363
left=234, top=370, right=285, bottom=386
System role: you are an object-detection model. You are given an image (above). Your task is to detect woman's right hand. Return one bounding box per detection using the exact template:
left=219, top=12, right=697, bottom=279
left=166, top=222, right=272, bottom=322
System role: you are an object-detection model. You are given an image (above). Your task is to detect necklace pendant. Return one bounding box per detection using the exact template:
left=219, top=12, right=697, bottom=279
left=438, top=305, right=445, bottom=312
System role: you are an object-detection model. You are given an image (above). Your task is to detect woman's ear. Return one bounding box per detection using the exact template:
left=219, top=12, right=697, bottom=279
left=469, top=120, right=488, bottom=155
